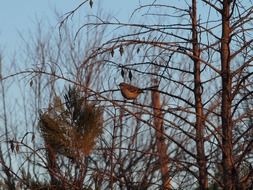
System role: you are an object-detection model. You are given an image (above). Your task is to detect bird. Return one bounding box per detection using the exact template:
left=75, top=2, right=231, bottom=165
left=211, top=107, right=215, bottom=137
left=119, top=82, right=158, bottom=100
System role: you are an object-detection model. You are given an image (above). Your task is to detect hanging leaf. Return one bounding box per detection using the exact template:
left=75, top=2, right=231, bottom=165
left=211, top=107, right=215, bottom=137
left=119, top=45, right=124, bottom=56
left=29, top=80, right=33, bottom=87
left=137, top=47, right=140, bottom=54
left=10, top=140, right=15, bottom=152
left=111, top=48, right=114, bottom=57
left=31, top=133, right=35, bottom=142
left=89, top=0, right=93, bottom=8
left=121, top=68, right=125, bottom=78
left=16, top=143, right=20, bottom=153
left=128, top=70, right=133, bottom=81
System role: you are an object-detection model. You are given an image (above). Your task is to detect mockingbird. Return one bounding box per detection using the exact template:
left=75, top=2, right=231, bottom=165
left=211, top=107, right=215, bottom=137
left=119, top=82, right=158, bottom=100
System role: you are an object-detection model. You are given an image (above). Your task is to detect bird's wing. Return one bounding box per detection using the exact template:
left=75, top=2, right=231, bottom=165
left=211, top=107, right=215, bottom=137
left=127, top=85, right=140, bottom=93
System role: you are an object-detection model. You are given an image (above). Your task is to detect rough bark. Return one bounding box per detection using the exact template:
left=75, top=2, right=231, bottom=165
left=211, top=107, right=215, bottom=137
left=152, top=82, right=171, bottom=190
left=46, top=144, right=60, bottom=189
left=220, top=1, right=239, bottom=189
left=191, top=0, right=208, bottom=189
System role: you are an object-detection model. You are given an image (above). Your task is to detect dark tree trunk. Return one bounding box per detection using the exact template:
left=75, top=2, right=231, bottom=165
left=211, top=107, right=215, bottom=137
left=46, top=144, right=60, bottom=189
left=152, top=80, right=171, bottom=190
left=220, top=1, right=239, bottom=189
left=191, top=0, right=208, bottom=189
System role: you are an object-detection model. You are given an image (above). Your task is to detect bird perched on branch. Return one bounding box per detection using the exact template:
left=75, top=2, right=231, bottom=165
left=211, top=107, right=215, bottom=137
left=119, top=82, right=158, bottom=100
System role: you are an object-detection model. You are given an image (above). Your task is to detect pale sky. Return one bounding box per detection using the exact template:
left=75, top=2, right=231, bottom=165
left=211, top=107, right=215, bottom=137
left=1, top=1, right=252, bottom=61
left=0, top=0, right=138, bottom=57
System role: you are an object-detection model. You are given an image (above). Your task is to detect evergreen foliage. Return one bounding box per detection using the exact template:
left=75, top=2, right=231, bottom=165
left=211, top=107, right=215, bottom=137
left=39, top=86, right=103, bottom=159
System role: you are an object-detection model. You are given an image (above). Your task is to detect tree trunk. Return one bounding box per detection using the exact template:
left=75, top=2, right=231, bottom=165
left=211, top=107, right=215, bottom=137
left=220, top=1, right=238, bottom=189
left=46, top=144, right=59, bottom=189
left=152, top=81, right=171, bottom=190
left=191, top=0, right=208, bottom=189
